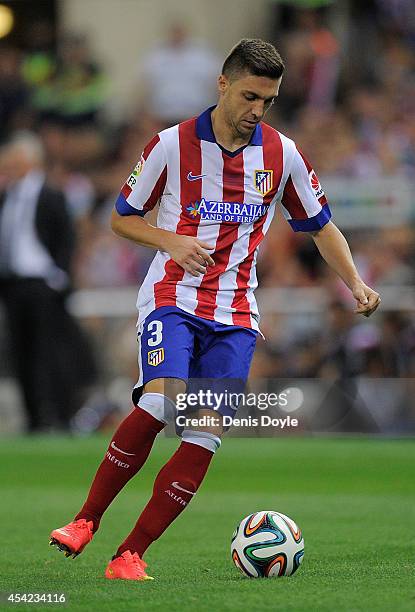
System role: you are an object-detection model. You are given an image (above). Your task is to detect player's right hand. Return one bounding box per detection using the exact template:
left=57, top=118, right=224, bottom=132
left=164, top=234, right=215, bottom=276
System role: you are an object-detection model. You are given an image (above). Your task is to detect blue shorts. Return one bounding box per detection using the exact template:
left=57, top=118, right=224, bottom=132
left=132, top=306, right=257, bottom=418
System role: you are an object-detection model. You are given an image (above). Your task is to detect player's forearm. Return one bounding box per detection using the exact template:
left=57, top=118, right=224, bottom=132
left=310, top=221, right=361, bottom=290
left=110, top=208, right=175, bottom=251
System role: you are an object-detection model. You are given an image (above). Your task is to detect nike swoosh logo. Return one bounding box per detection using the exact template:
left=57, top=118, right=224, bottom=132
left=110, top=441, right=135, bottom=456
left=172, top=481, right=195, bottom=495
left=187, top=172, right=206, bottom=181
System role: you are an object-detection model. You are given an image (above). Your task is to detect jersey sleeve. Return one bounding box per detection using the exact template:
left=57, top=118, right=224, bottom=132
left=115, top=134, right=167, bottom=216
left=280, top=147, right=331, bottom=232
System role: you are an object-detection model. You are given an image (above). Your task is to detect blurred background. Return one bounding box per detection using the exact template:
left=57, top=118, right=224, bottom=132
left=0, top=0, right=414, bottom=435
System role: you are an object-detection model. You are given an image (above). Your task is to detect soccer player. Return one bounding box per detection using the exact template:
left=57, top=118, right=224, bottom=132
left=50, top=39, right=380, bottom=580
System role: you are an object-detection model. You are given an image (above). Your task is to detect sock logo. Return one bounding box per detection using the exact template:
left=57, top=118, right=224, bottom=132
left=106, top=451, right=130, bottom=469
left=110, top=441, right=136, bottom=456
left=164, top=489, right=187, bottom=506
left=171, top=481, right=195, bottom=496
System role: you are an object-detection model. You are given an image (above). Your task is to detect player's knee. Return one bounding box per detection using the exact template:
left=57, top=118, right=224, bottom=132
left=144, top=377, right=186, bottom=402
left=181, top=429, right=221, bottom=454
left=136, top=392, right=177, bottom=425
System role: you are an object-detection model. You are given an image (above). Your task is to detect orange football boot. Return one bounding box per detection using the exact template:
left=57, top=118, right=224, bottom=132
left=49, top=518, right=94, bottom=558
left=105, top=550, right=154, bottom=581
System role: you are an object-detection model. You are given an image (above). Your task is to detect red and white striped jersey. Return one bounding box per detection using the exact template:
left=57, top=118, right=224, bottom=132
left=116, top=106, right=331, bottom=331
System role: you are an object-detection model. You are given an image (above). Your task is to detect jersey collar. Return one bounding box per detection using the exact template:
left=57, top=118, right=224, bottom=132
left=196, top=106, right=263, bottom=148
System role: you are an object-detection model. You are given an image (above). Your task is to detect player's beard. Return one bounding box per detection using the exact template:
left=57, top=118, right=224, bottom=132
left=230, top=113, right=256, bottom=141
left=238, top=118, right=258, bottom=136
left=234, top=120, right=257, bottom=141
left=223, top=102, right=253, bottom=142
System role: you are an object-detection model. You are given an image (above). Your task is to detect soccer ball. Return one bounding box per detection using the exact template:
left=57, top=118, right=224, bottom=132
left=231, top=510, right=304, bottom=578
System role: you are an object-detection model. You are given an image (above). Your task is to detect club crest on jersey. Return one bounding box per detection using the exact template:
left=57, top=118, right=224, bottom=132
left=309, top=170, right=324, bottom=198
left=148, top=348, right=164, bottom=366
left=254, top=170, right=273, bottom=196
left=127, top=154, right=145, bottom=188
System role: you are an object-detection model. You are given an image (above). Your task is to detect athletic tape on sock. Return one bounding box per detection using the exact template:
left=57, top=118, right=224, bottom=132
left=181, top=429, right=221, bottom=453
left=137, top=392, right=177, bottom=424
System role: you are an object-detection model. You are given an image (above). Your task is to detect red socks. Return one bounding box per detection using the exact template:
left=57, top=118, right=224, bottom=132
left=116, top=441, right=214, bottom=557
left=74, top=402, right=215, bottom=558
left=75, top=406, right=164, bottom=531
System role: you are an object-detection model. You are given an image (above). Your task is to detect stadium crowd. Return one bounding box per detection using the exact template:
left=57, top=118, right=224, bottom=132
left=0, top=2, right=414, bottom=432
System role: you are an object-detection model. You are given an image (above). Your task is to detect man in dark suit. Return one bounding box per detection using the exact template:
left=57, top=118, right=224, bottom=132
left=0, top=132, right=96, bottom=431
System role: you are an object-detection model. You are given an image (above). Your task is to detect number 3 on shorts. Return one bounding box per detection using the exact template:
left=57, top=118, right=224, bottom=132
left=147, top=320, right=163, bottom=346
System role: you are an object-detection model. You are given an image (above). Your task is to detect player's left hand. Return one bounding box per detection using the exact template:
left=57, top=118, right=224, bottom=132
left=351, top=282, right=381, bottom=317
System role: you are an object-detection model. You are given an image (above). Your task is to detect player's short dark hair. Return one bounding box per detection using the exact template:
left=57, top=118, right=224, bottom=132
left=222, top=39, right=285, bottom=81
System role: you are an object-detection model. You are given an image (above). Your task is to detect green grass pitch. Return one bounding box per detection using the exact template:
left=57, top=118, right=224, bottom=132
left=0, top=435, right=414, bottom=611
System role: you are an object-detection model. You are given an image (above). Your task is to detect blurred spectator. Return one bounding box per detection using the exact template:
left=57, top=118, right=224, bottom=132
left=136, top=23, right=220, bottom=126
left=21, top=20, right=56, bottom=90
left=276, top=8, right=340, bottom=120
left=0, top=132, right=97, bottom=432
left=31, top=33, right=109, bottom=127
